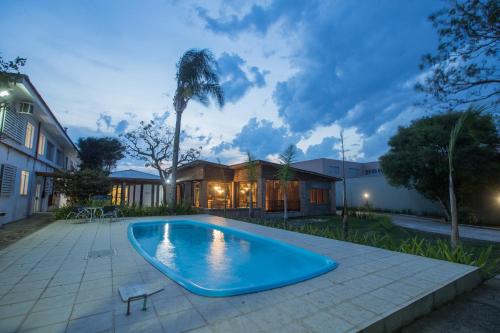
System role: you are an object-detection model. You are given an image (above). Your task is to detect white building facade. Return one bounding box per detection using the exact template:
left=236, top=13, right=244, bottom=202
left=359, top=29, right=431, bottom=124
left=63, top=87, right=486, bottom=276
left=293, top=158, right=443, bottom=217
left=0, top=76, right=79, bottom=224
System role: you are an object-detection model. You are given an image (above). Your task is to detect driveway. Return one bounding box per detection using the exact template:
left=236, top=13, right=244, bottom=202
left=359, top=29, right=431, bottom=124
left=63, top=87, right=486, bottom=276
left=390, top=215, right=500, bottom=243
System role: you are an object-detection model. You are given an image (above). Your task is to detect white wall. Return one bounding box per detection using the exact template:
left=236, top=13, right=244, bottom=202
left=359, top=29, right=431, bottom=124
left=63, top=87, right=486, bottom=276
left=0, top=144, right=57, bottom=224
left=336, top=176, right=442, bottom=216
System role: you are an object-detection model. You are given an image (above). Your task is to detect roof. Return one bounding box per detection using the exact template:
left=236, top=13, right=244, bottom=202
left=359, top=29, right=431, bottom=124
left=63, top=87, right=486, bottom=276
left=20, top=75, right=79, bottom=153
left=110, top=169, right=161, bottom=181
left=177, top=159, right=230, bottom=171
left=180, top=159, right=341, bottom=181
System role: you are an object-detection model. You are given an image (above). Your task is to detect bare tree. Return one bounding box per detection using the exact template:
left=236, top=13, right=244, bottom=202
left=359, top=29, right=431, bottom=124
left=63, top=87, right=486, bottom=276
left=121, top=120, right=200, bottom=205
left=340, top=130, right=349, bottom=238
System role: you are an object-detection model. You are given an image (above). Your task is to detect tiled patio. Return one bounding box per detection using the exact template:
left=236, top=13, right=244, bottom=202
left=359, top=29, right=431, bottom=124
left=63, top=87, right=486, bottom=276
left=0, top=215, right=481, bottom=333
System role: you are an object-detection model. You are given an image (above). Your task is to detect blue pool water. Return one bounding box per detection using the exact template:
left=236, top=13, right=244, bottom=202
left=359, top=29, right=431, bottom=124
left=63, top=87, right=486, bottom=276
left=128, top=220, right=337, bottom=296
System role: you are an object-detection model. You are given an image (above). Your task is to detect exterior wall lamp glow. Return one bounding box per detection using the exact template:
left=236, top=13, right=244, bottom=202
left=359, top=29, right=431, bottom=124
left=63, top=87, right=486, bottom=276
left=0, top=90, right=9, bottom=97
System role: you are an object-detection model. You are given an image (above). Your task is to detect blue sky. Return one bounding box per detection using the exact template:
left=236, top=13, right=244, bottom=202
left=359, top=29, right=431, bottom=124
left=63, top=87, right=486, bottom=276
left=0, top=0, right=442, bottom=170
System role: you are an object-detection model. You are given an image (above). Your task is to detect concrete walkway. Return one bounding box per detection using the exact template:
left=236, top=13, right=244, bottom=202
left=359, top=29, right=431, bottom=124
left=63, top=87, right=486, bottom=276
left=0, top=215, right=481, bottom=332
left=402, top=275, right=500, bottom=332
left=390, top=215, right=500, bottom=243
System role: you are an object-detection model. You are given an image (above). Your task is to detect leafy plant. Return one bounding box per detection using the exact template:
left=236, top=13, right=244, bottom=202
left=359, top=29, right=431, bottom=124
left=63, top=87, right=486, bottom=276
left=240, top=215, right=499, bottom=278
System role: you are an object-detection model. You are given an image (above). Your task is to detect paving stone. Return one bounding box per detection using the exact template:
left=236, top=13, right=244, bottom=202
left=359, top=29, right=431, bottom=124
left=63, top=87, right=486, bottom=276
left=70, top=298, right=114, bottom=319
left=115, top=317, right=164, bottom=333
left=18, top=322, right=67, bottom=333
left=159, top=308, right=206, bottom=333
left=20, top=305, right=72, bottom=330
left=302, top=311, right=355, bottom=333
left=153, top=294, right=193, bottom=316
left=32, top=293, right=77, bottom=313
left=0, top=300, right=35, bottom=319
left=0, top=314, right=25, bottom=333
left=210, top=315, right=259, bottom=333
left=67, top=311, right=113, bottom=333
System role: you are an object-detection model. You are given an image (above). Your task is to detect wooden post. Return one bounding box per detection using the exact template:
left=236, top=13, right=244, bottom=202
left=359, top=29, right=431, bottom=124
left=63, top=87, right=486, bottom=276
left=120, top=183, right=125, bottom=207
left=151, top=185, right=155, bottom=207
left=139, top=184, right=144, bottom=208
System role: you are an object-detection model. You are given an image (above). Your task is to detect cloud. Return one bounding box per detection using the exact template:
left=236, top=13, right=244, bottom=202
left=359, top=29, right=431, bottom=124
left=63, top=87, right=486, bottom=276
left=217, top=52, right=269, bottom=103
left=114, top=120, right=129, bottom=134
left=196, top=1, right=316, bottom=37
left=303, top=136, right=340, bottom=160
left=212, top=117, right=300, bottom=159
left=96, top=113, right=113, bottom=131
left=96, top=112, right=130, bottom=134
left=200, top=0, right=441, bottom=159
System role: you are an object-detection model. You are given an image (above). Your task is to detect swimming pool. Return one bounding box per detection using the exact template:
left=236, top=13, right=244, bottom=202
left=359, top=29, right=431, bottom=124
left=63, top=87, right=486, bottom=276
left=128, top=220, right=337, bottom=296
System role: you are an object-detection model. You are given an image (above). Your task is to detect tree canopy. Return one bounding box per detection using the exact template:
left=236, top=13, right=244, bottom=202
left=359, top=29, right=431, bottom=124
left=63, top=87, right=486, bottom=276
left=173, top=49, right=225, bottom=115
left=121, top=120, right=201, bottom=183
left=0, top=55, right=26, bottom=90
left=54, top=169, right=111, bottom=204
left=380, top=109, right=500, bottom=222
left=77, top=137, right=125, bottom=173
left=416, top=0, right=499, bottom=108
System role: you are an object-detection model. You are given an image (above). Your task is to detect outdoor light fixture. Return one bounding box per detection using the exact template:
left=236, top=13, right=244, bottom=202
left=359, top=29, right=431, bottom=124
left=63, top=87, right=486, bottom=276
left=363, top=192, right=370, bottom=199
left=0, top=90, right=9, bottom=97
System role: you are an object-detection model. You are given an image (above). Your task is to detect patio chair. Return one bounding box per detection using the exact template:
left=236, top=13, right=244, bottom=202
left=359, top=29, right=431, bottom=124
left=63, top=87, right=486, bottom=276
left=99, top=205, right=121, bottom=222
left=65, top=207, right=90, bottom=223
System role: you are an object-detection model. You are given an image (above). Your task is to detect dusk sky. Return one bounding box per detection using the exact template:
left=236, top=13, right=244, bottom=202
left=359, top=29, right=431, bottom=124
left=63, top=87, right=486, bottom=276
left=1, top=0, right=442, bottom=171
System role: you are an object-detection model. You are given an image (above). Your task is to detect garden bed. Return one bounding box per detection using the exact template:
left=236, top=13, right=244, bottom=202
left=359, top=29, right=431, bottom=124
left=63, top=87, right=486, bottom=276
left=239, top=214, right=500, bottom=278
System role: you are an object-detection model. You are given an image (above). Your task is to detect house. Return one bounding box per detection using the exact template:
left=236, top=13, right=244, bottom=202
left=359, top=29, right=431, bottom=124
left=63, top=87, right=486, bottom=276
left=175, top=160, right=340, bottom=218
left=292, top=158, right=443, bottom=216
left=0, top=75, right=79, bottom=224
left=109, top=169, right=165, bottom=207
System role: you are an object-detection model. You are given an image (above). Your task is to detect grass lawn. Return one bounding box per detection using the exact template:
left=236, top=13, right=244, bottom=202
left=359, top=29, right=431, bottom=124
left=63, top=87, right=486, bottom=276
left=242, top=214, right=500, bottom=278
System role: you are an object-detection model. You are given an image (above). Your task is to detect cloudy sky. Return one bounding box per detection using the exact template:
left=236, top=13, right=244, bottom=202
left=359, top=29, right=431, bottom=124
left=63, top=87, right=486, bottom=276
left=0, top=0, right=443, bottom=171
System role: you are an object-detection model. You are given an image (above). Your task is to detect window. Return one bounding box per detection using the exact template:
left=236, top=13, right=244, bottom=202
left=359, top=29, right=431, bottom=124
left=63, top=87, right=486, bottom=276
left=207, top=182, right=231, bottom=209
left=24, top=122, right=35, bottom=149
left=310, top=188, right=329, bottom=205
left=192, top=182, right=201, bottom=208
left=0, top=164, right=16, bottom=196
left=46, top=141, right=55, bottom=161
left=236, top=182, right=257, bottom=208
left=265, top=180, right=299, bottom=212
left=38, top=133, right=46, bottom=156
left=56, top=149, right=64, bottom=166
left=20, top=170, right=29, bottom=195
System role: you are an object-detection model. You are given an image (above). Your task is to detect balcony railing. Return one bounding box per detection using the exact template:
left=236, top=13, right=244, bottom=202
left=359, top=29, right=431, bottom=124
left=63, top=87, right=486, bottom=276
left=265, top=200, right=300, bottom=212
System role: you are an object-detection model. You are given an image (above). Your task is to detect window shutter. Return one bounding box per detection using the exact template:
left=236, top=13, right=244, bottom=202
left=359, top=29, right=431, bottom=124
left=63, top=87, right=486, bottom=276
left=0, top=164, right=17, bottom=196
left=2, top=103, right=27, bottom=143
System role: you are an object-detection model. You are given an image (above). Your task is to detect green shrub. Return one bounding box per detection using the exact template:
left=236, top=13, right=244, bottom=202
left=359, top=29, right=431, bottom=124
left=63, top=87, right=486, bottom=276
left=54, top=202, right=199, bottom=220
left=240, top=215, right=498, bottom=278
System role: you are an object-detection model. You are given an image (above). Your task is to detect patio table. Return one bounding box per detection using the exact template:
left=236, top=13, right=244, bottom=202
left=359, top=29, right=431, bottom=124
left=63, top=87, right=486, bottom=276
left=84, top=206, right=102, bottom=222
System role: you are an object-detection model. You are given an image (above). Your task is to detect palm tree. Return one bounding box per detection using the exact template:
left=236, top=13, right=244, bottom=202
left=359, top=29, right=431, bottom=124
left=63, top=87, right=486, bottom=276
left=448, top=110, right=469, bottom=249
left=246, top=151, right=258, bottom=218
left=277, top=145, right=297, bottom=223
left=170, top=49, right=224, bottom=206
